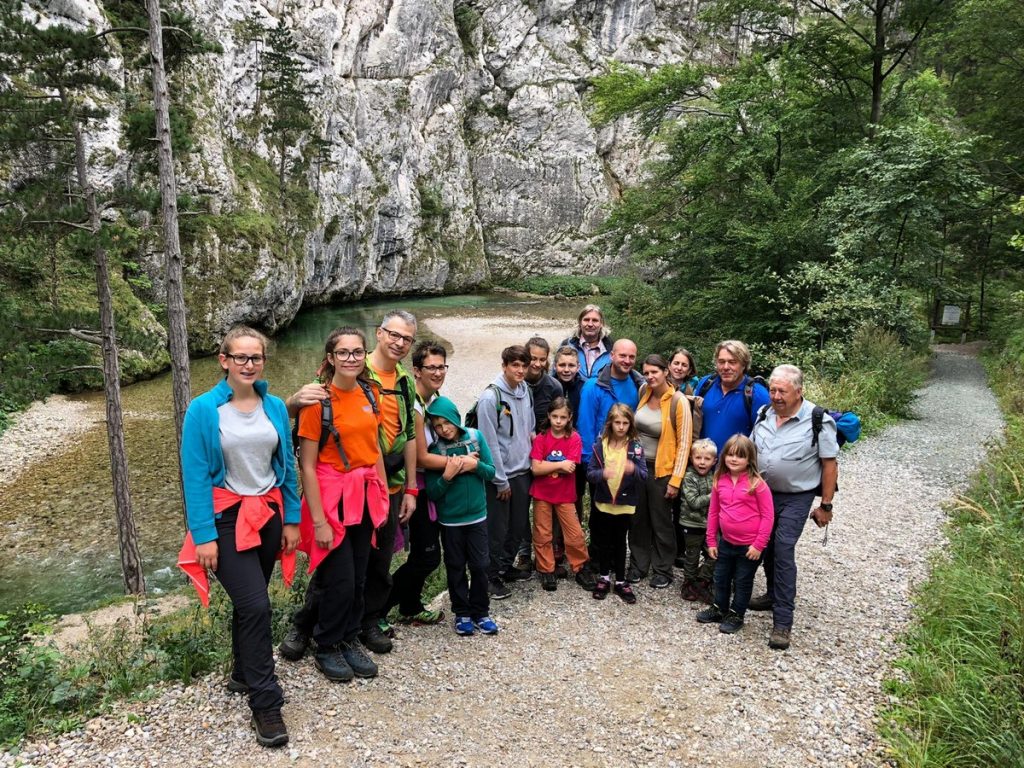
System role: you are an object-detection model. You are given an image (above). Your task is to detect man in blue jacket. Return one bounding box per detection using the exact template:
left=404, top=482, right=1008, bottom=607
left=577, top=339, right=643, bottom=466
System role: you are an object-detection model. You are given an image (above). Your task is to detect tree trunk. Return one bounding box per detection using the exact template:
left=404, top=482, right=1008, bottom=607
left=869, top=0, right=886, bottom=133
left=145, top=0, right=191, bottom=501
left=68, top=100, right=146, bottom=596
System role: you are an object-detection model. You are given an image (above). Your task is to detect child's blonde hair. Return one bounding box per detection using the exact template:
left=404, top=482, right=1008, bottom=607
left=691, top=438, right=717, bottom=459
left=601, top=403, right=638, bottom=443
left=712, top=434, right=763, bottom=493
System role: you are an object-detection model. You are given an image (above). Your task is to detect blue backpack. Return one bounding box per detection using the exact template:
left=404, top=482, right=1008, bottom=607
left=755, top=404, right=861, bottom=447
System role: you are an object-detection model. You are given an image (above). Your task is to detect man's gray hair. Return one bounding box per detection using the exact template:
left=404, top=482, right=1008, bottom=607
left=714, top=340, right=751, bottom=372
left=381, top=309, right=418, bottom=329
left=769, top=364, right=803, bottom=390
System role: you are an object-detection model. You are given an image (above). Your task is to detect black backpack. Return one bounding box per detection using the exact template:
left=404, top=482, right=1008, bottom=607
left=292, top=379, right=379, bottom=471
left=754, top=404, right=861, bottom=447
left=694, top=374, right=768, bottom=431
left=465, top=384, right=516, bottom=435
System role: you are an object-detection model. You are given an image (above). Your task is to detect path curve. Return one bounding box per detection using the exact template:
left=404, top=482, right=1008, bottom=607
left=3, top=346, right=1003, bottom=768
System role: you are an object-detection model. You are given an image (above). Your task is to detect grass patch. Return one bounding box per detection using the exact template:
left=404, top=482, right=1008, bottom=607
left=0, top=570, right=309, bottom=750
left=879, top=303, right=1024, bottom=766
left=504, top=275, right=623, bottom=298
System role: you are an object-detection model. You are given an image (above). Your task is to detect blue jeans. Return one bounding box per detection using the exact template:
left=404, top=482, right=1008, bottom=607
left=763, top=490, right=816, bottom=629
left=712, top=537, right=761, bottom=618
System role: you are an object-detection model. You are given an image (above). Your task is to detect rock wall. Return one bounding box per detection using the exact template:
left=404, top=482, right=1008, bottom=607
left=37, top=0, right=703, bottom=342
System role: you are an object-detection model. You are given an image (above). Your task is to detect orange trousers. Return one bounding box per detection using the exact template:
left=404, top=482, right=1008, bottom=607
left=532, top=500, right=589, bottom=574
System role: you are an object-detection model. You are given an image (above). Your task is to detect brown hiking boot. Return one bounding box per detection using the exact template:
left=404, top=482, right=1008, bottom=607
left=748, top=593, right=773, bottom=611
left=251, top=708, right=289, bottom=748
left=768, top=626, right=791, bottom=650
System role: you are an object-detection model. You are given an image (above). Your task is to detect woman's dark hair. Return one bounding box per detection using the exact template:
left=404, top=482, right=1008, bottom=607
left=670, top=347, right=698, bottom=380
left=642, top=353, right=669, bottom=371
left=412, top=340, right=446, bottom=368
left=320, top=326, right=367, bottom=383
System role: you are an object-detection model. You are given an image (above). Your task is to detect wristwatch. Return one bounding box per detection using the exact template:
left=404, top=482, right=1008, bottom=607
left=820, top=502, right=833, bottom=512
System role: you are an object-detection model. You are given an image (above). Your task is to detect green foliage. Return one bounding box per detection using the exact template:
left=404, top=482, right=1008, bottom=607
left=589, top=61, right=711, bottom=136
left=0, top=605, right=64, bottom=744
left=453, top=2, right=481, bottom=58
left=880, top=317, right=1024, bottom=766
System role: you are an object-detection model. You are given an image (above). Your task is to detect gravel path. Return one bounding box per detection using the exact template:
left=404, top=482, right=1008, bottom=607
left=3, top=345, right=1003, bottom=768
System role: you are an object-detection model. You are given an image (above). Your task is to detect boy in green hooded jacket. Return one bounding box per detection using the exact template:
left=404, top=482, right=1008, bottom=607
left=425, top=397, right=500, bottom=635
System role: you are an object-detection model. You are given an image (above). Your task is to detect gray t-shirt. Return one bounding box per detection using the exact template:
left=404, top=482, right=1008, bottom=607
left=635, top=402, right=663, bottom=461
left=218, top=400, right=278, bottom=496
left=752, top=399, right=839, bottom=493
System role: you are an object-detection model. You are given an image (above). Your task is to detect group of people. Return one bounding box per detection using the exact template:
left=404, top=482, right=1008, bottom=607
left=177, top=305, right=840, bottom=748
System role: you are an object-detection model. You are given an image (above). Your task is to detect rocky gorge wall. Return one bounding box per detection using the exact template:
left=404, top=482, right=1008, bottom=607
left=39, top=0, right=705, bottom=344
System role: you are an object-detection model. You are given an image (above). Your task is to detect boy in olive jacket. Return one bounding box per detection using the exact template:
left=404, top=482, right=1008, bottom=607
left=680, top=439, right=717, bottom=602
left=425, top=397, right=499, bottom=635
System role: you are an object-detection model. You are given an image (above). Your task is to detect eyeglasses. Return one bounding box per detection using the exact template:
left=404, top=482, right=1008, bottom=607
left=224, top=354, right=266, bottom=366
left=330, top=348, right=366, bottom=361
left=379, top=327, right=415, bottom=346
left=418, top=364, right=449, bottom=373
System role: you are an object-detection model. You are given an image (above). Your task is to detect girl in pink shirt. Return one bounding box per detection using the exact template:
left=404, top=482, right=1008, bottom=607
left=695, top=435, right=774, bottom=634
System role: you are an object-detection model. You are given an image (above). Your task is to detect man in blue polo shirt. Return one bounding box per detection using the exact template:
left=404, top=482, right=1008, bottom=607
left=694, top=339, right=770, bottom=452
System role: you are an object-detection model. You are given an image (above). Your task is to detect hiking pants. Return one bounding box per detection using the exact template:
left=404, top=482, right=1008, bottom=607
left=628, top=467, right=676, bottom=580
left=485, top=472, right=531, bottom=579
left=532, top=500, right=588, bottom=574
left=386, top=490, right=442, bottom=617
left=763, top=490, right=816, bottom=629
left=361, top=491, right=401, bottom=629
left=293, top=503, right=374, bottom=648
left=589, top=508, right=632, bottom=582
left=441, top=520, right=490, bottom=620
left=712, top=536, right=760, bottom=618
left=681, top=527, right=714, bottom=583
left=213, top=504, right=283, bottom=713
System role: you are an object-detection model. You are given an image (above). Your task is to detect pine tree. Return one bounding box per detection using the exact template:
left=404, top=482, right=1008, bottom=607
left=0, top=0, right=145, bottom=594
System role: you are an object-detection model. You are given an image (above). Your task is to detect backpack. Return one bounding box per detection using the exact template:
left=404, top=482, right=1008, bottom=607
left=464, top=383, right=532, bottom=436
left=465, top=384, right=514, bottom=435
left=753, top=404, right=861, bottom=447
left=693, top=374, right=767, bottom=433
left=670, top=389, right=701, bottom=441
left=291, top=379, right=379, bottom=471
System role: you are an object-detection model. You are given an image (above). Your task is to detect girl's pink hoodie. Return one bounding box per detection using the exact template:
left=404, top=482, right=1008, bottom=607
left=706, top=474, right=774, bottom=551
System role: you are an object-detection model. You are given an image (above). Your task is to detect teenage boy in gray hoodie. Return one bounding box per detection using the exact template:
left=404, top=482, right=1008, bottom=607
left=476, top=345, right=536, bottom=599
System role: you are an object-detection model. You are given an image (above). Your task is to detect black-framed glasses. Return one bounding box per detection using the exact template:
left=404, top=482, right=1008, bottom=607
left=418, top=364, right=449, bottom=373
left=330, top=348, right=366, bottom=361
left=225, top=354, right=266, bottom=366
left=379, top=327, right=415, bottom=345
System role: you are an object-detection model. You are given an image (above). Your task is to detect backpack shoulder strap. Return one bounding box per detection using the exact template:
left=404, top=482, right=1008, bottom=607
left=320, top=393, right=352, bottom=470
left=357, top=378, right=380, bottom=415
left=695, top=375, right=715, bottom=398
left=753, top=404, right=771, bottom=430
left=811, top=405, right=824, bottom=447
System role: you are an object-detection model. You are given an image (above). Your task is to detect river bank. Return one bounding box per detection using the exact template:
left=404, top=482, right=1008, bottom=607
left=0, top=396, right=102, bottom=489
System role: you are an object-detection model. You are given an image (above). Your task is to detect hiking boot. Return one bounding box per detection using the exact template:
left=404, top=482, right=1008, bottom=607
left=359, top=622, right=393, bottom=654
left=679, top=580, right=698, bottom=602
left=488, top=577, right=512, bottom=600
left=719, top=611, right=744, bottom=634
left=341, top=639, right=379, bottom=678
left=614, top=582, right=637, bottom=604
left=473, top=616, right=499, bottom=635
left=397, top=608, right=445, bottom=626
left=625, top=567, right=644, bottom=585
left=278, top=626, right=309, bottom=661
left=541, top=572, right=557, bottom=592
left=696, top=579, right=714, bottom=605
left=251, top=708, right=289, bottom=748
left=454, top=616, right=476, bottom=636
left=513, top=551, right=533, bottom=572
left=314, top=647, right=355, bottom=683
left=574, top=569, right=597, bottom=591
left=650, top=574, right=672, bottom=590
left=696, top=604, right=725, bottom=624
left=768, top=626, right=792, bottom=650
left=747, top=593, right=773, bottom=611
left=504, top=566, right=532, bottom=582
left=553, top=561, right=570, bottom=579
left=226, top=670, right=248, bottom=694
left=593, top=578, right=611, bottom=600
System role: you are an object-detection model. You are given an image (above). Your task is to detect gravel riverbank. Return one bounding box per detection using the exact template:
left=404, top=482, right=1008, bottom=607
left=2, top=345, right=1003, bottom=767
left=0, top=396, right=101, bottom=489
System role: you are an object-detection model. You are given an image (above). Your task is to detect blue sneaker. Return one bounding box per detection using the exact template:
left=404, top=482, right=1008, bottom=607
left=454, top=616, right=476, bottom=636
left=474, top=616, right=499, bottom=635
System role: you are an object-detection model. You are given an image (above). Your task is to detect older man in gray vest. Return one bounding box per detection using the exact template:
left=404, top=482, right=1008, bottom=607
left=750, top=364, right=838, bottom=651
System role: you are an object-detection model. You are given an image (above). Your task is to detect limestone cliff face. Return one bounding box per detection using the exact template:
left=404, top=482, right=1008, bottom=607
left=40, top=0, right=701, bottom=343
